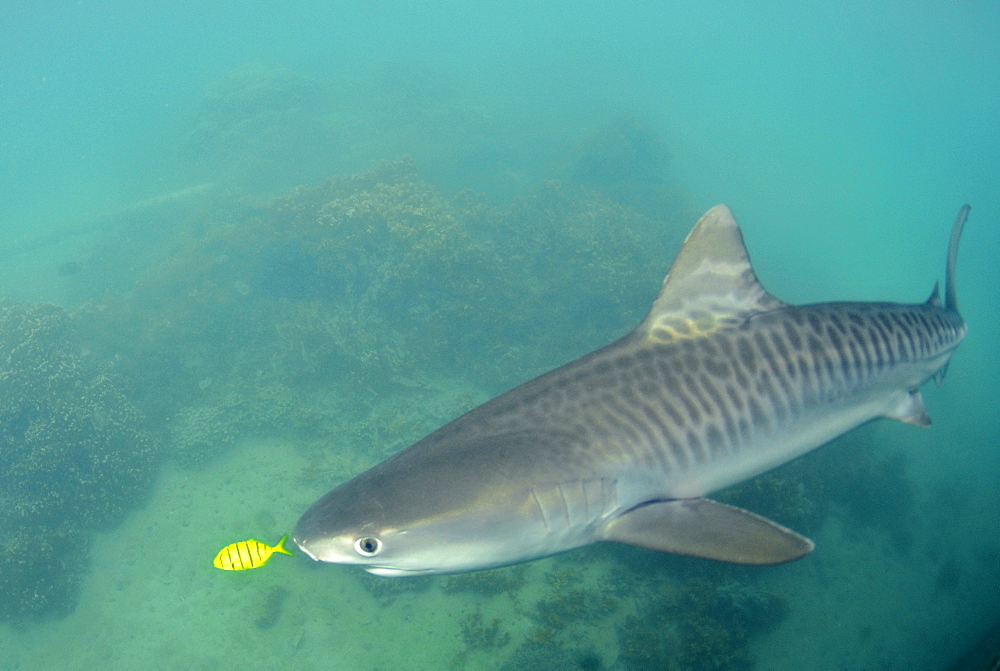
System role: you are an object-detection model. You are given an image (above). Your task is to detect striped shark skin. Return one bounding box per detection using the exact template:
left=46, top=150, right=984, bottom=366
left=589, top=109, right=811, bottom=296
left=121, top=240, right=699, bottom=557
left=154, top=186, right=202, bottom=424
left=294, top=204, right=970, bottom=576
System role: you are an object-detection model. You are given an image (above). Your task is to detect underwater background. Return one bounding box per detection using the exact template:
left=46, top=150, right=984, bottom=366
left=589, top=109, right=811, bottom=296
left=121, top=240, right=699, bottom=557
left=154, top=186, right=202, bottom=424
left=1, top=2, right=998, bottom=669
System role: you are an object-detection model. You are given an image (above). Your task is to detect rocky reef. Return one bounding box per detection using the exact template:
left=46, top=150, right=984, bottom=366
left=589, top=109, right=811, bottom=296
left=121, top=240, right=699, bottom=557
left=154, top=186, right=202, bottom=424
left=0, top=301, right=156, bottom=621
left=74, top=156, right=693, bottom=468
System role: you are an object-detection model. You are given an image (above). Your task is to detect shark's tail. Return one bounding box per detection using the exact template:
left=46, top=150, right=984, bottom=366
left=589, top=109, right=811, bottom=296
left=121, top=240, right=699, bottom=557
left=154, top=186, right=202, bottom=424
left=944, top=205, right=970, bottom=314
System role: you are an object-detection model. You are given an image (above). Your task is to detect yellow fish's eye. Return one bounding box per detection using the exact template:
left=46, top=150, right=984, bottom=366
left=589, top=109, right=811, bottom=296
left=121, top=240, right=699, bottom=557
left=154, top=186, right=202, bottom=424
left=354, top=536, right=382, bottom=557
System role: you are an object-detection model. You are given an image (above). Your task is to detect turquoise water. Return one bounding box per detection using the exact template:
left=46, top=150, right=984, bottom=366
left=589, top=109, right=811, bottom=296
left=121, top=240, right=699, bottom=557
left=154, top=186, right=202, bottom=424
left=1, top=3, right=997, bottom=669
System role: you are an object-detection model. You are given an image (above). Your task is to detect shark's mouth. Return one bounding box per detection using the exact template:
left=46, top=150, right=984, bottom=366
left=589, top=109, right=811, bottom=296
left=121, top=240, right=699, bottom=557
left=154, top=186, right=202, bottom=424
left=364, top=566, right=435, bottom=577
left=292, top=537, right=325, bottom=562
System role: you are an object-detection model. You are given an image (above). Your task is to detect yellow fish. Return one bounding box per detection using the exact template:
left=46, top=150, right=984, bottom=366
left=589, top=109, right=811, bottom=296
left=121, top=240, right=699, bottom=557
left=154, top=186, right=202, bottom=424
left=213, top=535, right=293, bottom=571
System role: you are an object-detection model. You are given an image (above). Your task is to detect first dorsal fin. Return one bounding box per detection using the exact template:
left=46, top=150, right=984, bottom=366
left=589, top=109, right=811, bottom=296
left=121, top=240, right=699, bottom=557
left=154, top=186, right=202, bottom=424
left=640, top=205, right=786, bottom=343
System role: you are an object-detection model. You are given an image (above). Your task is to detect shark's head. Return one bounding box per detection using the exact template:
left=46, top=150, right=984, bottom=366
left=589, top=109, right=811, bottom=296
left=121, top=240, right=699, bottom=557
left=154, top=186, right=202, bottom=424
left=293, top=433, right=569, bottom=576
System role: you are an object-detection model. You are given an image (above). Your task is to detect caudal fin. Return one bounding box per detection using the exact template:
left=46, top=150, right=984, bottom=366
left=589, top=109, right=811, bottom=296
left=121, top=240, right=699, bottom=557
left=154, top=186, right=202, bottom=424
left=945, top=205, right=970, bottom=314
left=273, top=534, right=294, bottom=556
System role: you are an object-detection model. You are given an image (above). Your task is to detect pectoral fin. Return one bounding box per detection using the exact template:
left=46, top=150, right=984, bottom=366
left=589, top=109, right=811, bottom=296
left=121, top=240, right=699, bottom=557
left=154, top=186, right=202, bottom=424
left=599, top=498, right=814, bottom=565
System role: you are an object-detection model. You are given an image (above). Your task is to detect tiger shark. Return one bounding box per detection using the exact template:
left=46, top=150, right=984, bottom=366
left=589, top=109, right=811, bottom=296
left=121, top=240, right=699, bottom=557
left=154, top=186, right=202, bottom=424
left=294, top=204, right=970, bottom=576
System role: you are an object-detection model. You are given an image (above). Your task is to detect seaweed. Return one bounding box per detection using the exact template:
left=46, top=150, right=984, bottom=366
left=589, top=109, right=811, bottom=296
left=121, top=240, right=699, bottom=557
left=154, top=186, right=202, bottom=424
left=534, top=587, right=618, bottom=630
left=460, top=611, right=511, bottom=650
left=500, top=640, right=603, bottom=671
left=443, top=565, right=527, bottom=596
left=354, top=571, right=434, bottom=607
left=614, top=574, right=788, bottom=670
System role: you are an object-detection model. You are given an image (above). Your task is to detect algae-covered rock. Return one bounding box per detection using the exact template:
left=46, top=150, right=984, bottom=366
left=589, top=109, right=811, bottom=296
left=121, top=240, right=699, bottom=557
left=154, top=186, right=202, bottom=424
left=168, top=380, right=294, bottom=468
left=481, top=179, right=691, bottom=387
left=0, top=523, right=90, bottom=621
left=0, top=301, right=157, bottom=621
left=717, top=465, right=826, bottom=539
left=614, top=573, right=787, bottom=670
left=188, top=63, right=336, bottom=190
left=571, top=114, right=672, bottom=213
left=81, top=158, right=692, bottom=468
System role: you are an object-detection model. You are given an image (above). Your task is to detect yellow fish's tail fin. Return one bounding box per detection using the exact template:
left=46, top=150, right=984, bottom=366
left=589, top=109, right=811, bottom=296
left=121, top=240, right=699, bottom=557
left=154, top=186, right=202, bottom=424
left=272, top=534, right=294, bottom=556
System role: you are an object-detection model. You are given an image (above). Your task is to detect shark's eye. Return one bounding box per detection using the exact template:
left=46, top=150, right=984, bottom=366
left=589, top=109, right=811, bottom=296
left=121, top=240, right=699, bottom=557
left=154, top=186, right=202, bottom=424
left=354, top=536, right=382, bottom=557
